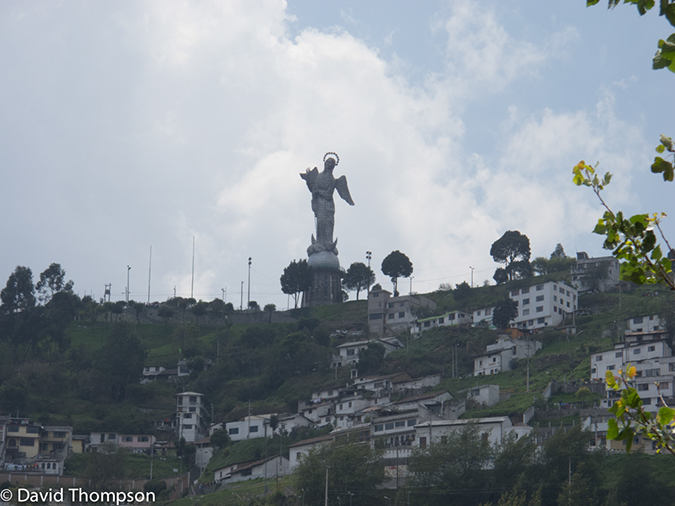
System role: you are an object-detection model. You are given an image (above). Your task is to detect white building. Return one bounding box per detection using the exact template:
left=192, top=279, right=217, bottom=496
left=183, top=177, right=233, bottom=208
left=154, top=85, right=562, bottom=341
left=176, top=392, right=208, bottom=443
left=464, top=384, right=501, bottom=407
left=414, top=416, right=532, bottom=448
left=474, top=336, right=542, bottom=376
left=288, top=434, right=333, bottom=471
left=626, top=314, right=663, bottom=334
left=509, top=281, right=577, bottom=330
left=214, top=455, right=289, bottom=483
left=473, top=307, right=494, bottom=327
left=225, top=415, right=275, bottom=442
left=367, top=287, right=437, bottom=336
left=411, top=310, right=472, bottom=335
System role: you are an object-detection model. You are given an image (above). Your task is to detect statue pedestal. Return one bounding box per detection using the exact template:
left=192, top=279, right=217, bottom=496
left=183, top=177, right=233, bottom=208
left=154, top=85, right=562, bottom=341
left=303, top=251, right=342, bottom=307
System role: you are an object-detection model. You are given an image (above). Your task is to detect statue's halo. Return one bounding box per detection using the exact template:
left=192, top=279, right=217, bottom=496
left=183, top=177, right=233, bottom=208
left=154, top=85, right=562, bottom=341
left=323, top=152, right=339, bottom=166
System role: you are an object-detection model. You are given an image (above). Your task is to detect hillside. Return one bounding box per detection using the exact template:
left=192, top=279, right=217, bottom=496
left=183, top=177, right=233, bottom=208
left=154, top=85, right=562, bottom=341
left=1, top=276, right=673, bottom=467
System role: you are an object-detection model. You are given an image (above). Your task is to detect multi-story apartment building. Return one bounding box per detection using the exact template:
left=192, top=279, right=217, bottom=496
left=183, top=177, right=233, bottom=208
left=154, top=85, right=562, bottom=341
left=571, top=251, right=620, bottom=293
left=509, top=281, right=577, bottom=330
left=176, top=391, right=208, bottom=443
left=367, top=287, right=436, bottom=336
left=474, top=336, right=542, bottom=376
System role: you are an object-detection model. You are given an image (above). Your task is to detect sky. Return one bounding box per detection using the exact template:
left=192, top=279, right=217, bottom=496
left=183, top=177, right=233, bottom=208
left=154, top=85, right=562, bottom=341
left=1, top=0, right=673, bottom=310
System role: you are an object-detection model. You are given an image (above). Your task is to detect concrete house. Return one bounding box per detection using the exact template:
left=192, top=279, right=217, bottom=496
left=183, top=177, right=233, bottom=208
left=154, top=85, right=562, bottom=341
left=474, top=336, right=542, bottom=376
left=368, top=287, right=436, bottom=336
left=571, top=251, right=620, bottom=293
left=176, top=391, right=208, bottom=443
left=412, top=310, right=472, bottom=335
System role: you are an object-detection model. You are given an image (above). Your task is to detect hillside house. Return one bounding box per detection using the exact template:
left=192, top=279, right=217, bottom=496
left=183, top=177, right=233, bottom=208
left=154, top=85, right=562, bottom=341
left=463, top=384, right=501, bottom=407
left=626, top=314, right=663, bottom=334
left=473, top=307, right=495, bottom=327
left=368, top=287, right=437, bottom=336
left=288, top=434, right=333, bottom=471
left=226, top=415, right=275, bottom=442
left=571, top=251, right=620, bottom=293
left=414, top=416, right=532, bottom=449
left=474, top=336, right=542, bottom=376
left=509, top=281, right=577, bottom=330
left=176, top=391, right=208, bottom=443
left=412, top=310, right=472, bottom=335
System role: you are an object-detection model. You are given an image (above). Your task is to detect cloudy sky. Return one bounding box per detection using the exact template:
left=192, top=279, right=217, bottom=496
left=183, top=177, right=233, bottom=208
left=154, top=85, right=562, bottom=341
left=1, top=0, right=672, bottom=309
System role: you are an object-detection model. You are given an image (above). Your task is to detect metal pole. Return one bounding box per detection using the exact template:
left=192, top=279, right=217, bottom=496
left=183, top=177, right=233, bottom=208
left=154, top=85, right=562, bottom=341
left=469, top=266, right=474, bottom=288
left=126, top=265, right=131, bottom=303
left=148, top=245, right=152, bottom=304
left=240, top=281, right=244, bottom=310
left=248, top=257, right=252, bottom=308
left=325, top=467, right=329, bottom=506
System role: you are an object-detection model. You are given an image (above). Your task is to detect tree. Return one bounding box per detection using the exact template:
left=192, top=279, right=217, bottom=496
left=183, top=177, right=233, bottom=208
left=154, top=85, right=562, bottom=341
left=409, top=423, right=493, bottom=506
left=210, top=429, right=231, bottom=450
left=453, top=281, right=472, bottom=300
left=381, top=250, right=413, bottom=296
left=490, top=231, right=532, bottom=282
left=492, top=299, right=518, bottom=329
left=36, top=263, right=73, bottom=303
left=280, top=259, right=312, bottom=308
left=294, top=440, right=384, bottom=506
left=357, top=342, right=386, bottom=374
left=96, top=323, right=148, bottom=402
left=588, top=0, right=675, bottom=74
left=0, top=266, right=36, bottom=313
left=342, top=262, right=375, bottom=300
left=264, top=303, right=276, bottom=322
left=158, top=305, right=174, bottom=325
left=191, top=300, right=208, bottom=324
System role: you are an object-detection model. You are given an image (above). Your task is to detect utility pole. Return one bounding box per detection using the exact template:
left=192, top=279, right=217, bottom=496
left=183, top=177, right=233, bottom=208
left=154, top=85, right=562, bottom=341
left=240, top=281, right=244, bottom=310
left=191, top=237, right=195, bottom=299
left=247, top=257, right=252, bottom=308
left=147, top=245, right=152, bottom=304
left=469, top=266, right=475, bottom=288
left=126, top=265, right=131, bottom=303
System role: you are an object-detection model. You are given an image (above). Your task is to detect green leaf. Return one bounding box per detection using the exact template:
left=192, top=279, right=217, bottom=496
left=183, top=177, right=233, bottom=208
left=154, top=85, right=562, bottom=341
left=586, top=0, right=600, bottom=5
left=657, top=144, right=666, bottom=153
left=657, top=406, right=675, bottom=425
left=607, top=418, right=619, bottom=439
left=653, top=48, right=674, bottom=69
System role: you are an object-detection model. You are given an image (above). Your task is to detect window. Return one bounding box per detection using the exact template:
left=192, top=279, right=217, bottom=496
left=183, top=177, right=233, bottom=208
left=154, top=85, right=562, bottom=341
left=553, top=295, right=558, bottom=302
left=634, top=316, right=644, bottom=324
left=138, top=436, right=149, bottom=442
left=395, top=421, right=405, bottom=427
left=522, top=287, right=530, bottom=294
left=638, top=384, right=649, bottom=391
left=20, top=438, right=34, bottom=446
left=536, top=295, right=544, bottom=302
left=536, top=306, right=544, bottom=313
left=424, top=321, right=430, bottom=328
left=528, top=320, right=534, bottom=326
left=184, top=413, right=192, bottom=419
left=388, top=313, right=395, bottom=320
left=554, top=307, right=557, bottom=313
left=229, top=427, right=239, bottom=435
left=183, top=424, right=193, bottom=430
left=648, top=346, right=656, bottom=352
left=522, top=309, right=529, bottom=316
left=374, top=424, right=384, bottom=432
left=123, top=436, right=133, bottom=442
left=553, top=285, right=557, bottom=292
left=250, top=425, right=259, bottom=433
left=407, top=419, right=417, bottom=426
left=511, top=289, right=519, bottom=296
left=476, top=310, right=482, bottom=316
left=369, top=314, right=382, bottom=320
left=8, top=426, right=18, bottom=433
left=659, top=382, right=669, bottom=390
left=399, top=312, right=405, bottom=318
left=595, top=356, right=603, bottom=362
left=438, top=317, right=444, bottom=324
left=27, top=426, right=39, bottom=434
left=537, top=317, right=545, bottom=324
left=189, top=407, right=196, bottom=412
left=536, top=284, right=544, bottom=291
left=53, top=431, right=66, bottom=439
left=608, top=365, right=615, bottom=371
left=634, top=348, right=641, bottom=355
left=108, top=434, right=117, bottom=440
left=388, top=303, right=394, bottom=308
left=522, top=298, right=530, bottom=305
left=385, top=423, right=394, bottom=430
left=486, top=308, right=492, bottom=315
left=615, top=352, right=622, bottom=358
left=347, top=349, right=355, bottom=356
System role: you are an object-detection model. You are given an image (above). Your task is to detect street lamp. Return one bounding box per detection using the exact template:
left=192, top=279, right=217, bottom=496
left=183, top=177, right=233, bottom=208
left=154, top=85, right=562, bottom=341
left=247, top=257, right=252, bottom=308
left=126, top=265, right=131, bottom=303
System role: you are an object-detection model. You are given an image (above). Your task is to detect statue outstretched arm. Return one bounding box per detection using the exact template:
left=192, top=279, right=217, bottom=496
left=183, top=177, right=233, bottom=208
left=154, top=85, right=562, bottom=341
left=300, top=167, right=319, bottom=191
left=335, top=175, right=355, bottom=206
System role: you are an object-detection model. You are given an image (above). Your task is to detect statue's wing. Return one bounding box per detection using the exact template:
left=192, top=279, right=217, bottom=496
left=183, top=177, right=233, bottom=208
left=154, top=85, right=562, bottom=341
left=300, top=167, right=319, bottom=191
left=335, top=175, right=355, bottom=205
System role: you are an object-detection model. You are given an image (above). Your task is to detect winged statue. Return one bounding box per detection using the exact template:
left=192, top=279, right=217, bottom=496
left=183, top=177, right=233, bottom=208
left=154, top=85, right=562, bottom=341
left=300, top=152, right=354, bottom=256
